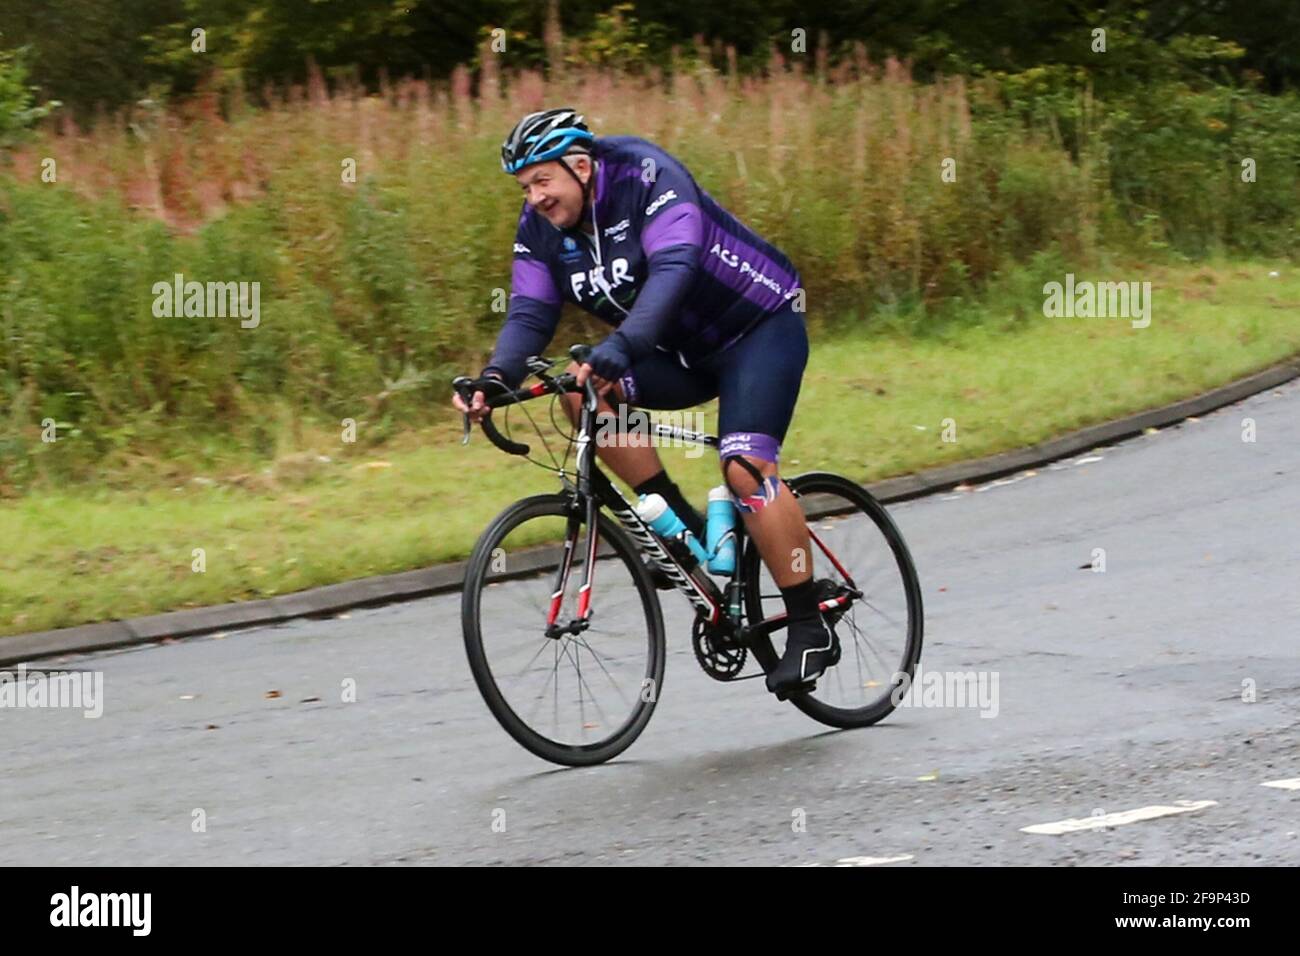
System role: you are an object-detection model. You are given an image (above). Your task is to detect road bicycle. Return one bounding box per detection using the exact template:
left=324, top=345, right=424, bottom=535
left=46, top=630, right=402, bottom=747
left=453, top=345, right=923, bottom=766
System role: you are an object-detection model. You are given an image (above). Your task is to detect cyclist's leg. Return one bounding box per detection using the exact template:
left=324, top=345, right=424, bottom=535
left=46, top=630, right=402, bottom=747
left=613, top=353, right=718, bottom=535
left=710, top=306, right=830, bottom=690
left=711, top=306, right=811, bottom=588
left=561, top=352, right=717, bottom=532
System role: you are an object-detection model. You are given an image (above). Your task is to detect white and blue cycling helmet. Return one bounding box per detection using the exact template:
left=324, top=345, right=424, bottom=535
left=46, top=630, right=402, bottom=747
left=501, top=108, right=594, bottom=174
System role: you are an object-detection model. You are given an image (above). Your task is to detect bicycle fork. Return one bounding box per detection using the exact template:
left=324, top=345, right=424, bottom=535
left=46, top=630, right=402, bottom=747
left=543, top=398, right=602, bottom=638
left=543, top=505, right=589, bottom=638
left=544, top=379, right=737, bottom=637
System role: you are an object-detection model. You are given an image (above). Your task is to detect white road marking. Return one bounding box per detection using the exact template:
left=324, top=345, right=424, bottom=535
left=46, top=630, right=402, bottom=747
left=1261, top=778, right=1300, bottom=790
left=833, top=854, right=914, bottom=866
left=1020, top=800, right=1217, bottom=835
left=798, top=853, right=914, bottom=867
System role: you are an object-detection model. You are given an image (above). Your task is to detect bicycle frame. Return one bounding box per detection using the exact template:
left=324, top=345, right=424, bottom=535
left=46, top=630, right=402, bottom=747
left=456, top=361, right=861, bottom=646
left=550, top=378, right=859, bottom=646
left=557, top=380, right=728, bottom=632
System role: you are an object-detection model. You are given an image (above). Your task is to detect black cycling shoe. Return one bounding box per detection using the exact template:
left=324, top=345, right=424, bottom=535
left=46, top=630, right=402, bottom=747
left=766, top=614, right=841, bottom=697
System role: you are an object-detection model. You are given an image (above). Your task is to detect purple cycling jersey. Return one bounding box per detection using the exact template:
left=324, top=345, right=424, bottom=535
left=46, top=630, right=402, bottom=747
left=484, top=136, right=802, bottom=387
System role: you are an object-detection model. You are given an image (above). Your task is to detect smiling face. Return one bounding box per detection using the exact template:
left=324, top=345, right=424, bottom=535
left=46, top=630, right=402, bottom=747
left=514, top=156, right=592, bottom=230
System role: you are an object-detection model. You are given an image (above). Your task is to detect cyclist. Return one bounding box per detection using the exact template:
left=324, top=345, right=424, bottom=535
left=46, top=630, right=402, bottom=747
left=453, top=108, right=837, bottom=695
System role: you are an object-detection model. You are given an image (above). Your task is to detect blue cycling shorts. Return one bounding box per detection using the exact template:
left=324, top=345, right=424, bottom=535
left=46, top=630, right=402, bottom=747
left=616, top=303, right=809, bottom=464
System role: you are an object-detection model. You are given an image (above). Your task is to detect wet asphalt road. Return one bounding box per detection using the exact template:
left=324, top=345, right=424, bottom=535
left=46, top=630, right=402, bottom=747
left=3, top=381, right=1298, bottom=866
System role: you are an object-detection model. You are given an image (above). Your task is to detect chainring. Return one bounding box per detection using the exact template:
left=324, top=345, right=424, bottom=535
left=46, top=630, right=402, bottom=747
left=691, top=616, right=747, bottom=681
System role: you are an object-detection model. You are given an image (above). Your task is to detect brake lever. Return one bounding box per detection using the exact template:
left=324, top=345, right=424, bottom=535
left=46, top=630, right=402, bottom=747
left=452, top=375, right=476, bottom=445
left=525, top=354, right=556, bottom=376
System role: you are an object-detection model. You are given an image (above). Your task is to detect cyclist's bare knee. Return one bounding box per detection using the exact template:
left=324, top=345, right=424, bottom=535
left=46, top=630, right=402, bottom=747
left=722, top=455, right=776, bottom=499
left=723, top=455, right=784, bottom=515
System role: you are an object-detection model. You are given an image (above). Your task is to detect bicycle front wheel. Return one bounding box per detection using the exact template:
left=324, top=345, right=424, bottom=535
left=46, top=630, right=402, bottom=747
left=462, top=493, right=665, bottom=766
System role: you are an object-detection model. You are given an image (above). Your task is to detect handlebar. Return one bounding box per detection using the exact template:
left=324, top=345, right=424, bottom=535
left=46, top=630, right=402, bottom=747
left=452, top=344, right=594, bottom=457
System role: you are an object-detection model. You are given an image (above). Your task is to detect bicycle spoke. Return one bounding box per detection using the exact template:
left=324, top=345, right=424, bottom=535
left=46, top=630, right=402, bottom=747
left=830, top=643, right=849, bottom=700
left=565, top=638, right=585, bottom=733
left=844, top=608, right=896, bottom=678
left=573, top=636, right=636, bottom=711
left=850, top=620, right=870, bottom=695
left=503, top=636, right=560, bottom=696
left=521, top=640, right=562, bottom=727
left=552, top=640, right=561, bottom=737
left=561, top=637, right=613, bottom=732
left=856, top=595, right=904, bottom=631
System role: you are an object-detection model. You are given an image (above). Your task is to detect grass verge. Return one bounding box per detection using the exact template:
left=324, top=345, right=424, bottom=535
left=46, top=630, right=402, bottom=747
left=3, top=259, right=1297, bottom=637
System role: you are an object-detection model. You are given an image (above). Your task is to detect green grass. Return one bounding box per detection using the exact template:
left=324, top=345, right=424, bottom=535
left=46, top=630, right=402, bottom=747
left=3, top=258, right=1299, bottom=637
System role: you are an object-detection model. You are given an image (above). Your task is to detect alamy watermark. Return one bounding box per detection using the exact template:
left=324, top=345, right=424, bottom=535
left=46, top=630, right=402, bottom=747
left=152, top=272, right=260, bottom=328
left=890, top=664, right=999, bottom=718
left=50, top=886, right=150, bottom=935
left=594, top=404, right=707, bottom=459
left=1042, top=273, right=1151, bottom=328
left=1, top=665, right=103, bottom=718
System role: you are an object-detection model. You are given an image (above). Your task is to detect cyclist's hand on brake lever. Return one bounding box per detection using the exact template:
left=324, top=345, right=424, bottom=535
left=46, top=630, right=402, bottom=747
left=454, top=372, right=507, bottom=424
left=581, top=338, right=630, bottom=399
left=574, top=363, right=617, bottom=399
left=452, top=388, right=490, bottom=423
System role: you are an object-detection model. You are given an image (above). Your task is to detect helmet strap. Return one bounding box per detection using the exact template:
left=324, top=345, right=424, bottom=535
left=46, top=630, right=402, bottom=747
left=560, top=153, right=596, bottom=219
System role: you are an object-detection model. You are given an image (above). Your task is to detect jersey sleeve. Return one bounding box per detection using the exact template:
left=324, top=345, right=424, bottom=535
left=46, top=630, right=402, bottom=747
left=483, top=210, right=562, bottom=388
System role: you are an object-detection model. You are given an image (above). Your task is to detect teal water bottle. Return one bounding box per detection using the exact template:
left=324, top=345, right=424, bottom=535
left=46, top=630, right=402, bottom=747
left=705, top=485, right=737, bottom=575
left=636, top=493, right=710, bottom=570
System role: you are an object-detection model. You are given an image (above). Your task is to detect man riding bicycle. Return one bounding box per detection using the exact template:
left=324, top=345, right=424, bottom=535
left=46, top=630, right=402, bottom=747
left=452, top=108, right=837, bottom=695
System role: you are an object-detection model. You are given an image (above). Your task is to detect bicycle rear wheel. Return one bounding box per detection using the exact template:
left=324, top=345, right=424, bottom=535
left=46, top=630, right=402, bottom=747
left=742, top=472, right=923, bottom=728
left=462, top=493, right=665, bottom=766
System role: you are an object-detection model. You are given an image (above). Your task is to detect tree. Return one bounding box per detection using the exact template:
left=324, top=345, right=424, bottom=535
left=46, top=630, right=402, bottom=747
left=0, top=35, right=57, bottom=146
